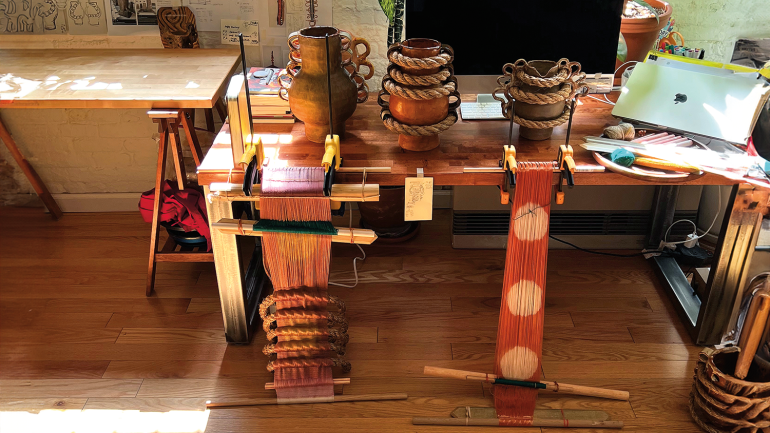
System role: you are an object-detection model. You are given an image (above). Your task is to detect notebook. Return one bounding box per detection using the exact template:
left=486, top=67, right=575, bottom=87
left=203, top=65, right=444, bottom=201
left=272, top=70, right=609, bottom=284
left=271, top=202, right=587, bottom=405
left=612, top=62, right=770, bottom=144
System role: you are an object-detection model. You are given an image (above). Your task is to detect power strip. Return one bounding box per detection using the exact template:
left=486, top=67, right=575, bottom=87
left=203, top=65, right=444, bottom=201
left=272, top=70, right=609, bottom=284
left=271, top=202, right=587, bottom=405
left=583, top=73, right=614, bottom=94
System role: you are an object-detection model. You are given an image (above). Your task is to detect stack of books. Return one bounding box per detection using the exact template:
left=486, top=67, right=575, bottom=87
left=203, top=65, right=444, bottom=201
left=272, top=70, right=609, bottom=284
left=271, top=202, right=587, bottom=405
left=247, top=67, right=294, bottom=124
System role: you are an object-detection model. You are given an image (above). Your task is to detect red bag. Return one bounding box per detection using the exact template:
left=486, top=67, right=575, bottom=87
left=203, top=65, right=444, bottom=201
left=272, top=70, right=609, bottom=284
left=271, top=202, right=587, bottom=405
left=139, top=180, right=212, bottom=251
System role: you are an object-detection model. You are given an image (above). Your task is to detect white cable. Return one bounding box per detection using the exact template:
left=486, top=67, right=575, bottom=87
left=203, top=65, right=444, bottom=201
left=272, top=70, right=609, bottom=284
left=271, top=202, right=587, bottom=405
left=586, top=94, right=615, bottom=105
left=328, top=207, right=367, bottom=288
left=663, top=187, right=722, bottom=246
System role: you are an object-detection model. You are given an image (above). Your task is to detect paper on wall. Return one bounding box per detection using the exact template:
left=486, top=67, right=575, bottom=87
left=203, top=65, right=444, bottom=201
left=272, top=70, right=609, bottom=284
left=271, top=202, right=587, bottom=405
left=184, top=0, right=257, bottom=32
left=221, top=18, right=258, bottom=45
left=66, top=0, right=107, bottom=35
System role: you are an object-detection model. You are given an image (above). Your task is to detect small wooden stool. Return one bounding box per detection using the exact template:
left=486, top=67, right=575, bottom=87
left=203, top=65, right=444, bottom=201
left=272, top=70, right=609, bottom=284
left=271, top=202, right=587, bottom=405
left=146, top=109, right=214, bottom=296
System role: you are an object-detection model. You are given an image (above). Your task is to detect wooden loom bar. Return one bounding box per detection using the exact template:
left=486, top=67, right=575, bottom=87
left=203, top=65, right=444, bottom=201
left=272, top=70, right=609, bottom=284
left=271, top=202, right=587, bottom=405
left=423, top=366, right=629, bottom=401
left=265, top=378, right=350, bottom=389
left=206, top=393, right=408, bottom=408
left=412, top=417, right=624, bottom=428
left=208, top=183, right=380, bottom=202
left=213, top=219, right=378, bottom=245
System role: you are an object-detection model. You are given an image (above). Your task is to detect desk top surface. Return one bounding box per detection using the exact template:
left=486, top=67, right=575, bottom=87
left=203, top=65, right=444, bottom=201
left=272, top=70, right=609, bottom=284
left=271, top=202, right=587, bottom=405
left=0, top=49, right=241, bottom=109
left=197, top=95, right=752, bottom=187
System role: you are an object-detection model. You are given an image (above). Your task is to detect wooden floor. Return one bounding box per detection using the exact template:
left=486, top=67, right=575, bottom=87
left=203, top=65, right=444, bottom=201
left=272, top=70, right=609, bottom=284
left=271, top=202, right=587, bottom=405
left=0, top=207, right=703, bottom=432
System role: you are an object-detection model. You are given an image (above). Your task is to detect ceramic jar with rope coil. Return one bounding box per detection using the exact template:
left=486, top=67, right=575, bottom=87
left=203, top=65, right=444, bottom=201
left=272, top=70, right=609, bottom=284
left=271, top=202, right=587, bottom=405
left=689, top=347, right=769, bottom=433
left=492, top=59, right=586, bottom=141
left=278, top=26, right=372, bottom=143
left=377, top=38, right=460, bottom=151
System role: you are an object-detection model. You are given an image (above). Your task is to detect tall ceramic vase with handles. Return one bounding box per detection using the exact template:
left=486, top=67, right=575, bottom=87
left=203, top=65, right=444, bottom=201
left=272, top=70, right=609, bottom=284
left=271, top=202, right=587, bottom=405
left=278, top=26, right=371, bottom=143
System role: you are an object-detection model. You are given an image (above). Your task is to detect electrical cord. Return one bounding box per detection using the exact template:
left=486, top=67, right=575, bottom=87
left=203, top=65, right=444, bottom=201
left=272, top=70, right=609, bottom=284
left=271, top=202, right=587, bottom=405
left=548, top=235, right=648, bottom=257
left=663, top=186, right=721, bottom=246
left=585, top=61, right=640, bottom=106
left=328, top=208, right=366, bottom=288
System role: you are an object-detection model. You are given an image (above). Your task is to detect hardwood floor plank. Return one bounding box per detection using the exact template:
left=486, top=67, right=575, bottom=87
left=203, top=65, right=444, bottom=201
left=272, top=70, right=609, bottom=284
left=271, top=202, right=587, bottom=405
left=186, top=298, right=221, bottom=313
left=0, top=328, right=121, bottom=344
left=115, top=328, right=225, bottom=344
left=0, top=361, right=111, bottom=379
left=0, top=379, right=142, bottom=398
left=83, top=397, right=209, bottom=411
left=0, top=312, right=114, bottom=329
left=42, top=298, right=192, bottom=313
left=105, top=312, right=224, bottom=329
left=136, top=378, right=275, bottom=399
left=0, top=398, right=87, bottom=412
left=542, top=360, right=694, bottom=379
left=629, top=326, right=690, bottom=345
left=205, top=416, right=524, bottom=432
left=102, top=360, right=274, bottom=379
left=377, top=325, right=633, bottom=344
left=0, top=343, right=228, bottom=361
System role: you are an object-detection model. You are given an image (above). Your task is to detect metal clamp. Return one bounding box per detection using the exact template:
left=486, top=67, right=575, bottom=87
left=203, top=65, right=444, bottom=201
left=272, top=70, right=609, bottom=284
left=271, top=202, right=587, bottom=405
left=499, top=144, right=516, bottom=204
left=322, top=134, right=342, bottom=196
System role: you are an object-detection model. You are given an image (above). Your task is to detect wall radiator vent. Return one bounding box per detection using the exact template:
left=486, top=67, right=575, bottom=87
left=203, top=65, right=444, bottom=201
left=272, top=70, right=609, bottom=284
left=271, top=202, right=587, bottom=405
left=453, top=211, right=698, bottom=236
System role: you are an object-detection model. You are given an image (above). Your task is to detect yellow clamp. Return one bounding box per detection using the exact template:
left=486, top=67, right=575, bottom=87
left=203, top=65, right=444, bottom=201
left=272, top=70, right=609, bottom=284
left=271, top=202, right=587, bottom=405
left=503, top=145, right=516, bottom=176
left=239, top=136, right=264, bottom=168
left=322, top=134, right=341, bottom=173
left=500, top=145, right=516, bottom=205
left=556, top=144, right=575, bottom=205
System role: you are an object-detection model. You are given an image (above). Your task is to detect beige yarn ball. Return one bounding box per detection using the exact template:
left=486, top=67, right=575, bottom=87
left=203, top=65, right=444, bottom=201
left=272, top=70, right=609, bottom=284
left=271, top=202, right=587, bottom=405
left=603, top=122, right=635, bottom=141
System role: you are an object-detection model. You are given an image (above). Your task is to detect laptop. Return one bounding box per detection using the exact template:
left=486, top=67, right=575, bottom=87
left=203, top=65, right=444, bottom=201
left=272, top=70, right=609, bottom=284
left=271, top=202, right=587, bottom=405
left=612, top=61, right=770, bottom=144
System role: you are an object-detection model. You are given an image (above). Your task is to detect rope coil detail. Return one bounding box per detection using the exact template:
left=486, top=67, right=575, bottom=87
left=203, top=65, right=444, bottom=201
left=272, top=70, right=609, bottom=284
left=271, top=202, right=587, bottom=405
left=381, top=110, right=458, bottom=136
left=388, top=67, right=451, bottom=86
left=383, top=77, right=456, bottom=100
left=387, top=51, right=452, bottom=69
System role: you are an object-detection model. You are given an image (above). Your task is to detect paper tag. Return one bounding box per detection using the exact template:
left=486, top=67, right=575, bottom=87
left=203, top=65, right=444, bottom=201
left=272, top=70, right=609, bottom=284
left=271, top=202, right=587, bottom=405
left=404, top=175, right=433, bottom=221
left=221, top=19, right=260, bottom=45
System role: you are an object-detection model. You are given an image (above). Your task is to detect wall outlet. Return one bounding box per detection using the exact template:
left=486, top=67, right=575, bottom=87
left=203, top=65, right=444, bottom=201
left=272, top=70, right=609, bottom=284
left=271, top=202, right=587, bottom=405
left=584, top=73, right=614, bottom=94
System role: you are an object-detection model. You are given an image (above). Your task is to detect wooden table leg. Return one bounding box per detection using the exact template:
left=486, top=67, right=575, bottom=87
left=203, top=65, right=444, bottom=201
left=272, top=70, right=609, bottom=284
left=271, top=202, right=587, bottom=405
left=180, top=109, right=204, bottom=167
left=146, top=117, right=171, bottom=297
left=167, top=116, right=188, bottom=190
left=204, top=188, right=250, bottom=343
left=0, top=114, right=63, bottom=220
left=205, top=109, right=216, bottom=133
left=215, top=98, right=227, bottom=124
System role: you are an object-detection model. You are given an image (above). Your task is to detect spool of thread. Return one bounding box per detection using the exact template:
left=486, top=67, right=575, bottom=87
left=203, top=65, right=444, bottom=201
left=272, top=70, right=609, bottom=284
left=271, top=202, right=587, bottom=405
left=603, top=123, right=635, bottom=141
left=609, top=148, right=635, bottom=167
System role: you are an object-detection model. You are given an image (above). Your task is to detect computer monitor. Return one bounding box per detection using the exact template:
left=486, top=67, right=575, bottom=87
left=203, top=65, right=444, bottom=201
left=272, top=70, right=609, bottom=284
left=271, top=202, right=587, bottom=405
left=405, top=0, right=624, bottom=94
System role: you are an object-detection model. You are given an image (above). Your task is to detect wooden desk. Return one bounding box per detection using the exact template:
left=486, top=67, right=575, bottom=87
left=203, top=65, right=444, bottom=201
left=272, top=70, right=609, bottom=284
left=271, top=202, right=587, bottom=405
left=198, top=96, right=769, bottom=345
left=0, top=49, right=241, bottom=218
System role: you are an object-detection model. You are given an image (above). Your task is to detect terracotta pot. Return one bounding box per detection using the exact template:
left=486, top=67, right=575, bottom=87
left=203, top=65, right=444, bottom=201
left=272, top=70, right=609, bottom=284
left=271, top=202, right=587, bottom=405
left=617, top=0, right=672, bottom=78
left=279, top=27, right=369, bottom=143
left=390, top=39, right=453, bottom=152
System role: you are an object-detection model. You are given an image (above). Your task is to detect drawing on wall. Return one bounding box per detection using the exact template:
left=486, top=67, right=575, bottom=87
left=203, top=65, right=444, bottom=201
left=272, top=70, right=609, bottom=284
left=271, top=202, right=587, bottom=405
left=67, top=0, right=105, bottom=33
left=108, top=0, right=156, bottom=25
left=0, top=0, right=70, bottom=33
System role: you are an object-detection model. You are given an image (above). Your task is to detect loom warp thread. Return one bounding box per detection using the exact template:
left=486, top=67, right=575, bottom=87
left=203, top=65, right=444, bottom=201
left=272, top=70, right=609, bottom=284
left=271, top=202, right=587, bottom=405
left=494, top=162, right=552, bottom=425
left=259, top=166, right=349, bottom=403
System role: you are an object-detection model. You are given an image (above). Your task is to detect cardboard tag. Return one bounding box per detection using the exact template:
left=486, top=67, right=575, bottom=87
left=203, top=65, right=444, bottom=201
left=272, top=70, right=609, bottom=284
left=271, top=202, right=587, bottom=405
left=405, top=170, right=433, bottom=221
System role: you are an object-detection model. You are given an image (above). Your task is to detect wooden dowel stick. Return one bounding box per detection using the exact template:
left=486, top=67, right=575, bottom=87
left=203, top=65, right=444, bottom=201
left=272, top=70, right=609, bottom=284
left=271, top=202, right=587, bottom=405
left=412, top=417, right=624, bottom=428
left=735, top=292, right=770, bottom=379
left=423, top=366, right=629, bottom=401
left=206, top=393, right=408, bottom=408
left=214, top=219, right=378, bottom=245
left=265, top=378, right=350, bottom=389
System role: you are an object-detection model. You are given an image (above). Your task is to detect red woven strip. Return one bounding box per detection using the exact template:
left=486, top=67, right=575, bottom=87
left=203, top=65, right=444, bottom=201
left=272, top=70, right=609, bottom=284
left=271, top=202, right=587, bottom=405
left=494, top=163, right=552, bottom=422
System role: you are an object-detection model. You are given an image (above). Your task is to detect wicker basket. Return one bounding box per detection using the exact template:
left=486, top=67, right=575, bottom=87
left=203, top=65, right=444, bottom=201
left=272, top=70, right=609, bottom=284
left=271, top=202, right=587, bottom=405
left=689, top=347, right=770, bottom=433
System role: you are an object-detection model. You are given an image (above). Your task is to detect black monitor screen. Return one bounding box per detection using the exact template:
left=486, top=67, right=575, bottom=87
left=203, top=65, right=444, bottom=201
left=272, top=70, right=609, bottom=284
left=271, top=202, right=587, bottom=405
left=405, top=0, right=624, bottom=75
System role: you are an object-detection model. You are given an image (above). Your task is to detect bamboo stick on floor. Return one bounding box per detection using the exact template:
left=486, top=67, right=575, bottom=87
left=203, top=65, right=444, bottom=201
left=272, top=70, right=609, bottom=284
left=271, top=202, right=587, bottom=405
left=424, top=366, right=630, bottom=401
left=412, top=417, right=624, bottom=428
left=206, top=393, right=408, bottom=408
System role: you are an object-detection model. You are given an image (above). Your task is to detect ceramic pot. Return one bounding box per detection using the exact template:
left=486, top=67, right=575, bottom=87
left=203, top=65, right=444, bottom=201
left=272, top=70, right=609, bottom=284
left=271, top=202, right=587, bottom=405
left=388, top=39, right=457, bottom=151
left=279, top=27, right=370, bottom=143
left=617, top=0, right=672, bottom=78
left=516, top=60, right=569, bottom=140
